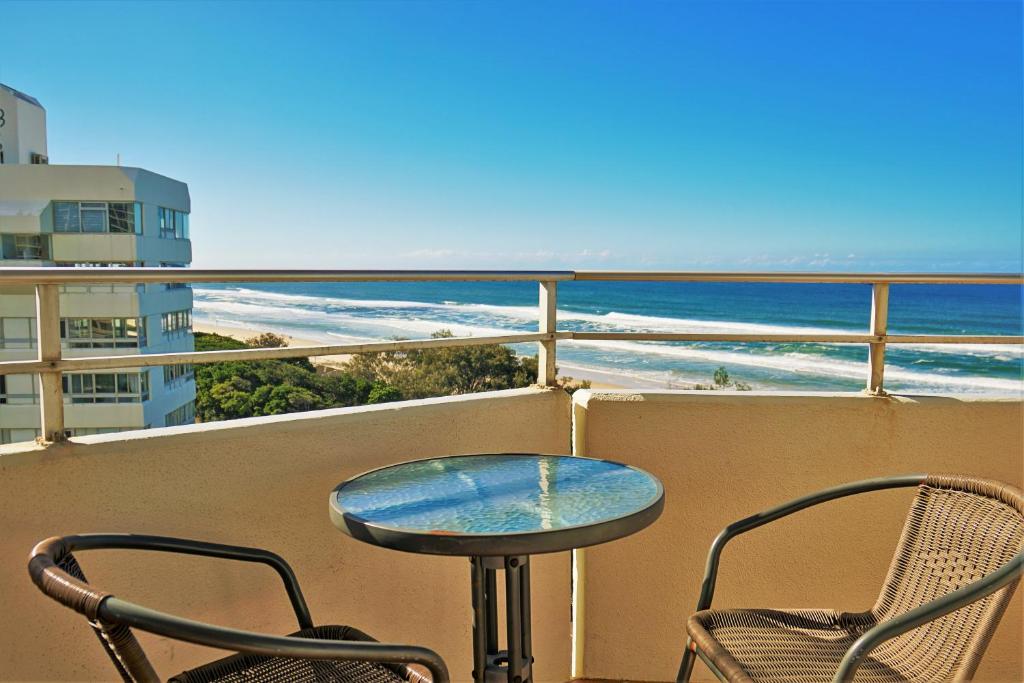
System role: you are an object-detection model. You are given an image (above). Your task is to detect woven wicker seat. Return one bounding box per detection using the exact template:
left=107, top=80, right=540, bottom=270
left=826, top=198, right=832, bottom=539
left=28, top=534, right=448, bottom=683
left=170, top=626, right=426, bottom=683
left=678, top=475, right=1023, bottom=683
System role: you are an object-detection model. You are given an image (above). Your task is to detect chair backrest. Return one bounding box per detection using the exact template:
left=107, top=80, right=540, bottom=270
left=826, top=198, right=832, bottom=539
left=871, top=475, right=1023, bottom=681
left=28, top=536, right=159, bottom=682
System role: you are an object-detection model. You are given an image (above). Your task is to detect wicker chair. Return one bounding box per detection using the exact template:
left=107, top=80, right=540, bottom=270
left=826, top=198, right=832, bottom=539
left=677, top=475, right=1023, bottom=683
left=28, top=534, right=449, bottom=683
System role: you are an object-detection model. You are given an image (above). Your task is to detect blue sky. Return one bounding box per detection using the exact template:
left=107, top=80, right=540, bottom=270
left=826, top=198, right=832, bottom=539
left=1, top=1, right=1021, bottom=271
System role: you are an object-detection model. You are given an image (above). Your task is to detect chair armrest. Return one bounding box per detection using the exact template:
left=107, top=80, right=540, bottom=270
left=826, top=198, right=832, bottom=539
left=32, top=534, right=313, bottom=629
left=693, top=475, right=925, bottom=612
left=100, top=596, right=450, bottom=683
left=833, top=549, right=1023, bottom=682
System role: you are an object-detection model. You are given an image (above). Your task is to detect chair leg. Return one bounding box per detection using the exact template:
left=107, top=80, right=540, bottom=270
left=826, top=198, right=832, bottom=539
left=676, top=638, right=696, bottom=682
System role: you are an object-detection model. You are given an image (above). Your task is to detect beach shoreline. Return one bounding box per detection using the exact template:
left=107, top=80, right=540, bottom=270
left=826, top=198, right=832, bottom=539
left=193, top=321, right=628, bottom=390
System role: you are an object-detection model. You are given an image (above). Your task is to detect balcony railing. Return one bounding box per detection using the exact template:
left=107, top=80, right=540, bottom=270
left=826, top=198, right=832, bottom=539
left=1, top=267, right=1021, bottom=442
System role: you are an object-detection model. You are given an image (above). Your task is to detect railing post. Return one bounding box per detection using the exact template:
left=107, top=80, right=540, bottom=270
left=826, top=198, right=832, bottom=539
left=538, top=281, right=558, bottom=387
left=35, top=284, right=65, bottom=442
left=867, top=283, right=889, bottom=396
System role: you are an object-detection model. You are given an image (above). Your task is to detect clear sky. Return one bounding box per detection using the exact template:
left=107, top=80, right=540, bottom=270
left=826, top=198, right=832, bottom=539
left=1, top=1, right=1021, bottom=271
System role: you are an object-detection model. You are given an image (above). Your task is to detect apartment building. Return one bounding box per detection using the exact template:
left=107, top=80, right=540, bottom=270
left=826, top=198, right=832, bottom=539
left=0, top=83, right=195, bottom=443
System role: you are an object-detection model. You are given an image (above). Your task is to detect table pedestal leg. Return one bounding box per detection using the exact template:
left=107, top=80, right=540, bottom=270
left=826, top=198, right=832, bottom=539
left=470, top=555, right=533, bottom=683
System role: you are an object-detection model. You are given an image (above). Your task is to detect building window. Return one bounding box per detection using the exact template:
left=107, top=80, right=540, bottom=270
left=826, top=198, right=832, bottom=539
left=158, top=207, right=189, bottom=239
left=1, top=428, right=41, bottom=445
left=161, top=309, right=192, bottom=335
left=161, top=262, right=189, bottom=289
left=1, top=234, right=50, bottom=260
left=163, top=363, right=194, bottom=385
left=0, top=317, right=37, bottom=349
left=53, top=201, right=142, bottom=234
left=60, top=317, right=146, bottom=349
left=61, top=372, right=150, bottom=404
left=66, top=426, right=128, bottom=437
left=0, top=374, right=38, bottom=405
left=164, top=400, right=196, bottom=427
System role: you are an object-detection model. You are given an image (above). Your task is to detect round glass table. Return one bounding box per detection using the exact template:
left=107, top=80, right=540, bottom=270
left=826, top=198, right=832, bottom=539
left=330, top=453, right=664, bottom=683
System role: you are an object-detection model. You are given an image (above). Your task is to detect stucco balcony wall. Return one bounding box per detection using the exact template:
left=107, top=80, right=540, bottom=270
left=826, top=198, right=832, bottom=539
left=571, top=390, right=1024, bottom=682
left=2, top=387, right=1022, bottom=682
left=0, top=387, right=573, bottom=682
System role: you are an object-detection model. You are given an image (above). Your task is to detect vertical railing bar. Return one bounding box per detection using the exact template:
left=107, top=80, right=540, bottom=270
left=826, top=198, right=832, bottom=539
left=538, top=281, right=558, bottom=387
left=35, top=283, right=65, bottom=442
left=867, top=282, right=890, bottom=396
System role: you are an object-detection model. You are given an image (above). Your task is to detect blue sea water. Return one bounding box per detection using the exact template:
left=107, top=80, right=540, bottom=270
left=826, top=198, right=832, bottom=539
left=193, top=281, right=1023, bottom=394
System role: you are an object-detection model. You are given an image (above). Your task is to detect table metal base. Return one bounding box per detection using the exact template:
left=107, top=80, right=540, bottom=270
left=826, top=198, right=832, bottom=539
left=470, top=555, right=533, bottom=683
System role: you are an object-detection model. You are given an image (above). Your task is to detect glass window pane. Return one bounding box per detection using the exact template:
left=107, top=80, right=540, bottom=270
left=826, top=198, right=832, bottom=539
left=95, top=374, right=115, bottom=393
left=117, top=374, right=130, bottom=393
left=81, top=205, right=106, bottom=233
left=53, top=202, right=80, bottom=232
left=92, top=319, right=113, bottom=338
left=69, top=319, right=90, bottom=338
left=108, top=203, right=134, bottom=234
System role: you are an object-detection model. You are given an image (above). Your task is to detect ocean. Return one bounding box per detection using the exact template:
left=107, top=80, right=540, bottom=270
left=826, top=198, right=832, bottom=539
left=192, top=281, right=1023, bottom=395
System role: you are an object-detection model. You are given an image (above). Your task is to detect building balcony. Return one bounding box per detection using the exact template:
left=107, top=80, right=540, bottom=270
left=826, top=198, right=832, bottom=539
left=0, top=388, right=1021, bottom=681
left=0, top=268, right=1021, bottom=681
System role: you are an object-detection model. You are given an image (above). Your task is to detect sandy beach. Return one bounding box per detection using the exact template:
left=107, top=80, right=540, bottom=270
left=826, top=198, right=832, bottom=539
left=193, top=322, right=354, bottom=369
left=193, top=321, right=625, bottom=389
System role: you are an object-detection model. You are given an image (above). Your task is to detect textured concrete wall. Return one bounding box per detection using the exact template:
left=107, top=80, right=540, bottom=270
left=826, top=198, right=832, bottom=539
left=572, top=391, right=1024, bottom=682
left=0, top=388, right=572, bottom=682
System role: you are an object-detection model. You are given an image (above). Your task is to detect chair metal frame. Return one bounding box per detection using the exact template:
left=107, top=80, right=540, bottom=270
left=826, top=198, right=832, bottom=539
left=29, top=533, right=450, bottom=683
left=676, top=475, right=1024, bottom=683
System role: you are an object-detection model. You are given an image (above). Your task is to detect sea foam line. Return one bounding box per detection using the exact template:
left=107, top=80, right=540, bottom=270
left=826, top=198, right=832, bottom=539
left=194, top=287, right=1022, bottom=357
left=193, top=289, right=1022, bottom=391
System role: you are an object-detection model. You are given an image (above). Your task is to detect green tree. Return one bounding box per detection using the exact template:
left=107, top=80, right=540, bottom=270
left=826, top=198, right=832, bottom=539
left=245, top=332, right=288, bottom=348
left=193, top=329, right=586, bottom=424
left=194, top=332, right=378, bottom=421
left=367, top=383, right=403, bottom=404
left=261, top=385, right=324, bottom=415
left=345, top=330, right=588, bottom=399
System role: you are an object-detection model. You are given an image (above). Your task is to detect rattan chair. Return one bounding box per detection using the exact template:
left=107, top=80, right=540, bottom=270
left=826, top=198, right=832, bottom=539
left=677, top=475, right=1023, bottom=683
left=28, top=534, right=449, bottom=683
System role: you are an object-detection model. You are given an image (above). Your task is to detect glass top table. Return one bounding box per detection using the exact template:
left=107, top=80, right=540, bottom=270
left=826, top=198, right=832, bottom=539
left=330, top=453, right=664, bottom=683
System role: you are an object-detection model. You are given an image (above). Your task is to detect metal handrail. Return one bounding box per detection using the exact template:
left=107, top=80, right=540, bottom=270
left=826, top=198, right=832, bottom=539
left=0, top=268, right=1021, bottom=442
left=1, top=267, right=1020, bottom=284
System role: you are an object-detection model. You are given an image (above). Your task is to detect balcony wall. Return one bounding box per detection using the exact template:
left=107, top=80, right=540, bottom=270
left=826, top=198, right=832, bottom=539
left=571, top=390, right=1024, bottom=682
left=0, top=388, right=573, bottom=682
left=3, top=386, right=1022, bottom=682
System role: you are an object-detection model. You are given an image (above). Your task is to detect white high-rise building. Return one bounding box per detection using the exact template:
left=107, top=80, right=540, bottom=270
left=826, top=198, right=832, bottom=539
left=0, top=83, right=196, bottom=444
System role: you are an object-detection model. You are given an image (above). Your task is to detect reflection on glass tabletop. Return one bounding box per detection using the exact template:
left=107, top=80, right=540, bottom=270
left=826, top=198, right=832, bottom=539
left=332, top=454, right=662, bottom=537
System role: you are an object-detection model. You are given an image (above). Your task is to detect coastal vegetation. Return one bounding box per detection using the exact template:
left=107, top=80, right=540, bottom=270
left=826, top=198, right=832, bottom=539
left=193, top=332, right=379, bottom=421
left=193, top=330, right=589, bottom=422
left=671, top=366, right=753, bottom=391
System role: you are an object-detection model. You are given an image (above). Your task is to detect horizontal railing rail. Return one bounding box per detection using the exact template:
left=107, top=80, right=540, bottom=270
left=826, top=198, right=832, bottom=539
left=0, top=268, right=1019, bottom=285
left=0, top=268, right=1021, bottom=442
